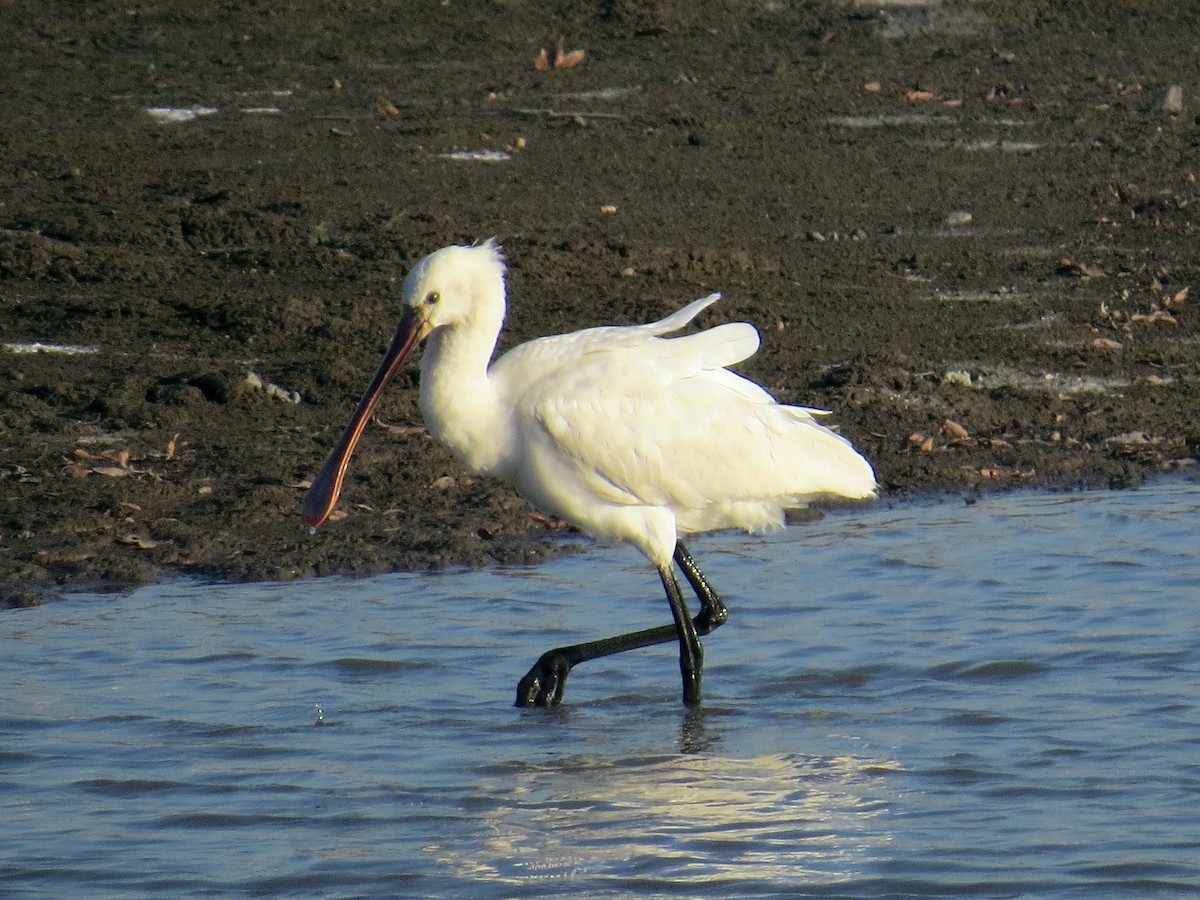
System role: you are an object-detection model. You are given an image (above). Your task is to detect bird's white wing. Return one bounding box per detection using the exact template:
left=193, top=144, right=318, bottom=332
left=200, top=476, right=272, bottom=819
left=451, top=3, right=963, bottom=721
left=490, top=294, right=737, bottom=402
left=504, top=317, right=874, bottom=530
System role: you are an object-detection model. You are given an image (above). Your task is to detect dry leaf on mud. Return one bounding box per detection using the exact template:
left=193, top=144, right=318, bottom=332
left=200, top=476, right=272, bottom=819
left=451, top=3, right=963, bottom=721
left=1130, top=309, right=1177, bottom=324
left=1058, top=258, right=1107, bottom=278
left=556, top=48, right=586, bottom=69
left=535, top=36, right=586, bottom=71
left=118, top=534, right=159, bottom=550
left=942, top=419, right=970, bottom=441
left=979, top=467, right=1034, bottom=478
left=74, top=447, right=129, bottom=465
left=529, top=511, right=570, bottom=530
left=905, top=432, right=935, bottom=452
left=92, top=466, right=130, bottom=477
left=1, top=465, right=40, bottom=484
left=1091, top=337, right=1123, bottom=349
left=69, top=445, right=147, bottom=477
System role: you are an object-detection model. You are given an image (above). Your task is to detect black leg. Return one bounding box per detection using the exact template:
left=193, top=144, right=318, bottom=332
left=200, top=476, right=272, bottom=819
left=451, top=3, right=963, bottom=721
left=515, top=541, right=728, bottom=707
left=660, top=563, right=703, bottom=705
left=675, top=543, right=728, bottom=634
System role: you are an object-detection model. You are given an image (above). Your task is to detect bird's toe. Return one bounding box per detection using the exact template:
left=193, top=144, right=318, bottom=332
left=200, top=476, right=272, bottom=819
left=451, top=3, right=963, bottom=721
left=515, top=651, right=572, bottom=707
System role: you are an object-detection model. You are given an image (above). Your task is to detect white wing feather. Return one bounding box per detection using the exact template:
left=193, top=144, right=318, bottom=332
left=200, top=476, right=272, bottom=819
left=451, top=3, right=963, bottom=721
left=490, top=295, right=876, bottom=536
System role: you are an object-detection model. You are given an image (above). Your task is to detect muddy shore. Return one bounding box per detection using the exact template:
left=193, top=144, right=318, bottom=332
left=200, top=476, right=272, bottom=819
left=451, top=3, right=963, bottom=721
left=2, top=1, right=1198, bottom=606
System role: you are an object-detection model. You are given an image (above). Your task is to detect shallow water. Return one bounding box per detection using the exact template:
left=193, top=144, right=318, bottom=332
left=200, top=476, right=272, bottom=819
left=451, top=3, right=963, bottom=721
left=3, top=478, right=1199, bottom=898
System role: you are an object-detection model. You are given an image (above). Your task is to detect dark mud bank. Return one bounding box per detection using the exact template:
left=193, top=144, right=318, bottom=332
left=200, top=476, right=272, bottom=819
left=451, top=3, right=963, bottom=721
left=2, top=1, right=1198, bottom=605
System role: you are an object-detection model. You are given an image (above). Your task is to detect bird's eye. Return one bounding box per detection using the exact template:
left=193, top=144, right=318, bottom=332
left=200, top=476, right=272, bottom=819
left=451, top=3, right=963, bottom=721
left=424, top=291, right=440, bottom=306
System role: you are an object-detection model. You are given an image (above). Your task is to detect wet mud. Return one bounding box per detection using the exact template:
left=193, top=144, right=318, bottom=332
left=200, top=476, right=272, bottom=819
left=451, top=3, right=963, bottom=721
left=3, top=1, right=1198, bottom=605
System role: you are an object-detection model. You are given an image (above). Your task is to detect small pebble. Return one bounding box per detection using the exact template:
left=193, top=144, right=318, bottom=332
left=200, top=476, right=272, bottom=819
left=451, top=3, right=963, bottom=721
left=1150, top=84, right=1184, bottom=114
left=942, top=370, right=972, bottom=387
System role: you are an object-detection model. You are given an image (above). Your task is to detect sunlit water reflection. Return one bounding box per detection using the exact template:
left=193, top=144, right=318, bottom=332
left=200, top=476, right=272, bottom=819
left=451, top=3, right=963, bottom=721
left=3, top=477, right=1198, bottom=896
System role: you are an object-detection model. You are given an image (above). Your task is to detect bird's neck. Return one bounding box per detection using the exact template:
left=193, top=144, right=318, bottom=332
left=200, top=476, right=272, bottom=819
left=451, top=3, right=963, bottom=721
left=419, top=315, right=512, bottom=476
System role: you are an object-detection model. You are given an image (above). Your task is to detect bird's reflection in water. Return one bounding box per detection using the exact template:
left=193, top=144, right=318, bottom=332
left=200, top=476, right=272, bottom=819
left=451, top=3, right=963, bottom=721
left=430, top=747, right=897, bottom=888
left=679, top=705, right=717, bottom=754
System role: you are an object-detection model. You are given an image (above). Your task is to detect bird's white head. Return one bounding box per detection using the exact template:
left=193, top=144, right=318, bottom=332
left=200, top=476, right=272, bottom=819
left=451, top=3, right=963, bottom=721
left=399, top=238, right=507, bottom=340
left=301, top=239, right=506, bottom=528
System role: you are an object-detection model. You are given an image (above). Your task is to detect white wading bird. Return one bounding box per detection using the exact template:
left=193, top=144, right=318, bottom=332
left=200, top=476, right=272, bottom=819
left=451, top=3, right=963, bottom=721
left=302, top=240, right=877, bottom=707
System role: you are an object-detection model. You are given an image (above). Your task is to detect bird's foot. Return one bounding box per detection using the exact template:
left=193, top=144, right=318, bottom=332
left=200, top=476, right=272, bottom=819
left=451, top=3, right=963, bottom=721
left=515, top=650, right=572, bottom=707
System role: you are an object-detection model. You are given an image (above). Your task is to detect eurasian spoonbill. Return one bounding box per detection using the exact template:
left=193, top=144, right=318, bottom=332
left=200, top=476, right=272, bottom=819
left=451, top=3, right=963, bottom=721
left=302, top=240, right=877, bottom=707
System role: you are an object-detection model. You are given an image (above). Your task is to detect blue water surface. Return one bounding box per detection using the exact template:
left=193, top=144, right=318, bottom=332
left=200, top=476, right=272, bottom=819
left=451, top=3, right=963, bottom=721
left=2, top=477, right=1199, bottom=897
